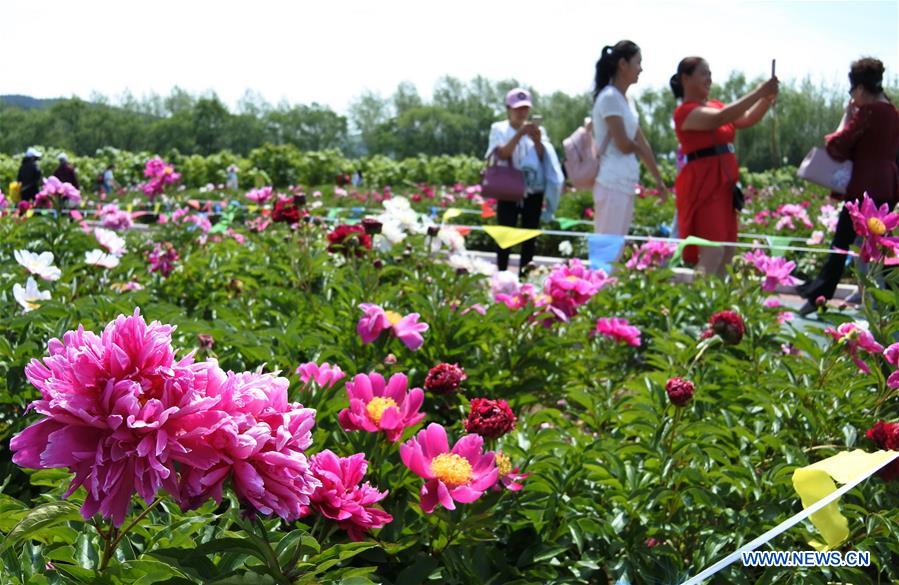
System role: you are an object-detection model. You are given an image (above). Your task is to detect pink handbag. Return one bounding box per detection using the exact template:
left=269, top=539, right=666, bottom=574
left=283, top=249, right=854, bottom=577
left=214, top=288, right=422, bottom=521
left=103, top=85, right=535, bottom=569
left=798, top=147, right=853, bottom=195
left=480, top=148, right=526, bottom=202
left=563, top=126, right=612, bottom=191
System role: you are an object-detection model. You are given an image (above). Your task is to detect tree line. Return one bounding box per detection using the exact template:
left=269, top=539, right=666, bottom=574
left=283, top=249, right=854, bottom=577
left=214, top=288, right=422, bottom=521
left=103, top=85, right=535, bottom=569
left=0, top=74, right=883, bottom=171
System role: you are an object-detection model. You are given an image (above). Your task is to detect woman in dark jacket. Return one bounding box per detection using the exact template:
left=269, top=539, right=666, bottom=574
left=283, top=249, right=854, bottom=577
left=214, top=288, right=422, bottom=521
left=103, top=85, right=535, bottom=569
left=798, top=58, right=899, bottom=315
left=17, top=147, right=43, bottom=202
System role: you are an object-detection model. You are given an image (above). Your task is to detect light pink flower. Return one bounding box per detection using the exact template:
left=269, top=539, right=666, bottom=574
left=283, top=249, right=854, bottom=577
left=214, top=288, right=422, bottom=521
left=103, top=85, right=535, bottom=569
left=338, top=372, right=425, bottom=442
left=760, top=257, right=800, bottom=292
left=94, top=228, right=127, bottom=256
left=593, top=317, right=641, bottom=347
left=774, top=203, right=813, bottom=231
left=99, top=204, right=133, bottom=230
left=824, top=322, right=885, bottom=374
left=399, top=423, right=498, bottom=513
left=356, top=304, right=428, bottom=351
left=845, top=194, right=899, bottom=263
left=35, top=176, right=81, bottom=208
left=303, top=450, right=392, bottom=541
left=296, top=362, right=345, bottom=389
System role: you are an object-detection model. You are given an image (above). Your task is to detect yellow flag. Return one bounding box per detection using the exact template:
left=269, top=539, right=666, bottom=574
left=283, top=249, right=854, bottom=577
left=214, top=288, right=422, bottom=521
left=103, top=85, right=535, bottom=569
left=792, top=449, right=899, bottom=548
left=25, top=209, right=34, bottom=218
left=248, top=205, right=258, bottom=213
left=483, top=226, right=542, bottom=249
left=442, top=208, right=463, bottom=223
left=153, top=202, right=161, bottom=215
left=126, top=203, right=134, bottom=214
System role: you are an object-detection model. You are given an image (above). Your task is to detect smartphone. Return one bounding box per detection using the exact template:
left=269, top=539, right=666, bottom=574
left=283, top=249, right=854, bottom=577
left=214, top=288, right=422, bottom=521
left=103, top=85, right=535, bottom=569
left=530, top=114, right=543, bottom=125
left=771, top=59, right=776, bottom=77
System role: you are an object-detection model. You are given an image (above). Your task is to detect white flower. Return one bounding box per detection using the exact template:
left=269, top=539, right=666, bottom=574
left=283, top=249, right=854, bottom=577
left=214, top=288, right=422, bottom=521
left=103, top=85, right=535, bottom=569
left=448, top=253, right=496, bottom=276
left=85, top=249, right=120, bottom=269
left=94, top=227, right=127, bottom=256
left=806, top=230, right=825, bottom=246
left=490, top=271, right=520, bottom=296
left=14, top=250, right=61, bottom=281
left=13, top=277, right=51, bottom=312
left=431, top=227, right=466, bottom=254
left=558, top=240, right=573, bottom=256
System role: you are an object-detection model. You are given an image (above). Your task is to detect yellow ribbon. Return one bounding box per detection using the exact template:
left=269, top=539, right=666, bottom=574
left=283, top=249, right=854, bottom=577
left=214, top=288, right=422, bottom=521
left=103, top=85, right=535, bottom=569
left=792, top=449, right=898, bottom=549
left=442, top=208, right=463, bottom=223
left=483, top=226, right=542, bottom=249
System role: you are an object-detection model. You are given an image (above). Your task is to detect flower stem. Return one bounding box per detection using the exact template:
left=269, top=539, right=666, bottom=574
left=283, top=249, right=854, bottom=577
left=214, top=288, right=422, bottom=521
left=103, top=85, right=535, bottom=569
left=98, top=498, right=162, bottom=571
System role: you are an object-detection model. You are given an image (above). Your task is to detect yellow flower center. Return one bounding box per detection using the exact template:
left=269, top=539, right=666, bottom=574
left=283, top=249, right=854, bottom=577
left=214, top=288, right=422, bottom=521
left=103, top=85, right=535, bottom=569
left=868, top=217, right=887, bottom=236
left=496, top=452, right=512, bottom=477
left=365, top=396, right=397, bottom=425
left=25, top=301, right=40, bottom=311
left=430, top=453, right=473, bottom=488
left=384, top=310, right=403, bottom=326
left=566, top=275, right=579, bottom=282
left=164, top=166, right=173, bottom=175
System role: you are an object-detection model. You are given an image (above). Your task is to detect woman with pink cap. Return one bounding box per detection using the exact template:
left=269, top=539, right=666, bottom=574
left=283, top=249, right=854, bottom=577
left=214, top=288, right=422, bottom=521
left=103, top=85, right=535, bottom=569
left=486, top=87, right=563, bottom=276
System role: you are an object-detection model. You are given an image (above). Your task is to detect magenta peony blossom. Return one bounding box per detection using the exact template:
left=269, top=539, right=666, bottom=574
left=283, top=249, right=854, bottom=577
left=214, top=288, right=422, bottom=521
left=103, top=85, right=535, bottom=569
left=177, top=363, right=320, bottom=521
left=9, top=309, right=213, bottom=526
left=593, top=317, right=641, bottom=347
left=246, top=186, right=274, bottom=204
left=743, top=250, right=799, bottom=291
left=625, top=240, right=676, bottom=271
left=147, top=242, right=179, bottom=277
left=303, top=450, right=392, bottom=541
left=824, top=322, right=885, bottom=374
left=35, top=176, right=81, bottom=208
left=296, top=361, right=345, bottom=389
left=356, top=303, right=428, bottom=351
left=493, top=451, right=527, bottom=492
left=883, top=343, right=899, bottom=389
left=142, top=157, right=181, bottom=198
left=338, top=372, right=425, bottom=442
left=845, top=194, right=899, bottom=262
left=543, top=259, right=616, bottom=320
left=399, top=423, right=498, bottom=513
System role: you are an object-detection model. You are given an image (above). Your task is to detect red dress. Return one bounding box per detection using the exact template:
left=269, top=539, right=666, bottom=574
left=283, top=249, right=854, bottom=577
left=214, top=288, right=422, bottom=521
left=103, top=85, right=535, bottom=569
left=674, top=100, right=738, bottom=265
left=825, top=101, right=899, bottom=205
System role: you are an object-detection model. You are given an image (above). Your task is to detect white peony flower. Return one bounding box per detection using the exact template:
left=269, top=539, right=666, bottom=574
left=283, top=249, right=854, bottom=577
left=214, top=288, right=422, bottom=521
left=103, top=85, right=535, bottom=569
left=94, top=227, right=127, bottom=256
left=13, top=277, right=51, bottom=312
left=558, top=240, right=574, bottom=256
left=85, top=249, right=120, bottom=269
left=14, top=250, right=61, bottom=281
left=431, top=227, right=466, bottom=254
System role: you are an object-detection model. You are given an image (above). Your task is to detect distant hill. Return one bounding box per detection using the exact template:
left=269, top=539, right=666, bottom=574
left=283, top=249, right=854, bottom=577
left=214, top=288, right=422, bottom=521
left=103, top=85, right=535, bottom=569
left=1, top=95, right=62, bottom=109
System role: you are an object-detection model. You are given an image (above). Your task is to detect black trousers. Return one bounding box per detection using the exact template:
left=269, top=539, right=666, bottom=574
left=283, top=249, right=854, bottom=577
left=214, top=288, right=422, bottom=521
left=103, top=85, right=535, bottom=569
left=496, top=192, right=544, bottom=275
left=799, top=200, right=895, bottom=301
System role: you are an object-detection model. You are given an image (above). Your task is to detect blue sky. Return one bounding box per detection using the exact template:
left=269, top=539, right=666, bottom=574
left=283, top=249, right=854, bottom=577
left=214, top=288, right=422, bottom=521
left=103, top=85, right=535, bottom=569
left=0, top=0, right=895, bottom=113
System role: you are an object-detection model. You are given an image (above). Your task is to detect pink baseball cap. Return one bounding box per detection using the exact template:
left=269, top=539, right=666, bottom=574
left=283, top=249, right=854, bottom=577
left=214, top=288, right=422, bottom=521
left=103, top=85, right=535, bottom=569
left=505, top=88, right=532, bottom=109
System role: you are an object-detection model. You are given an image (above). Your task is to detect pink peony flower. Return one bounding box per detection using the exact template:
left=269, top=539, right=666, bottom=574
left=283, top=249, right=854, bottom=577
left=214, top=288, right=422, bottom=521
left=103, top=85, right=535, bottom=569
left=178, top=364, right=320, bottom=520
left=773, top=203, right=813, bottom=231
left=296, top=361, right=345, bottom=389
left=824, top=322, right=885, bottom=374
left=142, top=157, right=181, bottom=198
left=399, top=423, right=498, bottom=513
left=493, top=451, right=527, bottom=492
left=35, top=176, right=81, bottom=208
left=10, top=310, right=210, bottom=526
left=845, top=194, right=899, bottom=262
left=303, top=450, right=392, bottom=541
left=625, top=240, right=676, bottom=271
left=356, top=303, right=428, bottom=351
left=883, top=343, right=899, bottom=389
left=338, top=372, right=425, bottom=442
left=246, top=186, right=274, bottom=204
left=99, top=203, right=133, bottom=230
left=593, top=317, right=641, bottom=347
left=147, top=242, right=179, bottom=277
left=760, top=257, right=800, bottom=292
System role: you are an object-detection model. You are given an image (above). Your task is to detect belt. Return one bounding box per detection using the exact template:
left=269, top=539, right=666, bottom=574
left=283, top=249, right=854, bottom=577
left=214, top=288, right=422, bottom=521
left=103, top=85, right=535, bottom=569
left=685, top=143, right=735, bottom=163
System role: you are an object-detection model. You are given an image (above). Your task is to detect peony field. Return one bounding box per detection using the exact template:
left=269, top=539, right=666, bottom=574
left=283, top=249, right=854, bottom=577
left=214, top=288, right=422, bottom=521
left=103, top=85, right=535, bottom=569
left=1, top=150, right=898, bottom=585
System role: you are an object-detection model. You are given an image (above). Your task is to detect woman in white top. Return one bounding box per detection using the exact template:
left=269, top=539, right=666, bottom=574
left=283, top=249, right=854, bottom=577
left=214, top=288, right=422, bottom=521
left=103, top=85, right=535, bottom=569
left=591, top=40, right=668, bottom=258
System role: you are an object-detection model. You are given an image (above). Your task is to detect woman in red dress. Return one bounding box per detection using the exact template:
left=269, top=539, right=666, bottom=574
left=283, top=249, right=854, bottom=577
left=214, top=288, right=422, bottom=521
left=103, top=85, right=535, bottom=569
left=797, top=58, right=899, bottom=314
left=670, top=57, right=779, bottom=276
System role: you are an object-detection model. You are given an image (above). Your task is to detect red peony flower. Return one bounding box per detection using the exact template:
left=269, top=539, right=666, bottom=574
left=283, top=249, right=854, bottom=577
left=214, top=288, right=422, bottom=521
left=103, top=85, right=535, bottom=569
left=272, top=196, right=305, bottom=224
left=866, top=420, right=899, bottom=481
left=709, top=310, right=745, bottom=345
left=464, top=398, right=516, bottom=439
left=665, top=377, right=695, bottom=407
left=424, top=363, right=467, bottom=394
left=327, top=224, right=372, bottom=258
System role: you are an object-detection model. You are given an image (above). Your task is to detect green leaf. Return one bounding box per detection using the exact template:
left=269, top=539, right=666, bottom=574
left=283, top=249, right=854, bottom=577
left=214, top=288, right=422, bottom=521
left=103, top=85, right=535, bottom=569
left=0, top=501, right=82, bottom=553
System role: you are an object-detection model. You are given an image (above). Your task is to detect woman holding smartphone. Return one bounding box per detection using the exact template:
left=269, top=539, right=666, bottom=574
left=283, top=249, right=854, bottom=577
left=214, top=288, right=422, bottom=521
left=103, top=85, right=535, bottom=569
left=591, top=40, right=668, bottom=261
left=486, top=88, right=562, bottom=276
left=670, top=57, right=778, bottom=276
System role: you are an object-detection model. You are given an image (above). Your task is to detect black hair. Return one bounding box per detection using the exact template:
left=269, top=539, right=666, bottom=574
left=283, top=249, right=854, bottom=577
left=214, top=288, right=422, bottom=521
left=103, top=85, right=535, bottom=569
left=849, top=57, right=885, bottom=94
left=669, top=57, right=705, bottom=99
left=593, top=40, right=640, bottom=99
